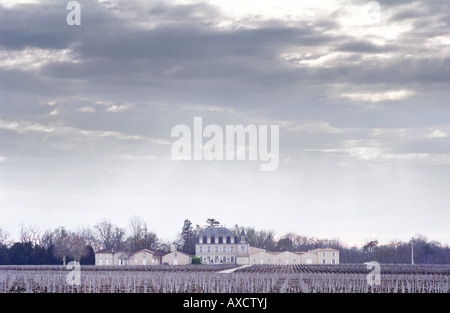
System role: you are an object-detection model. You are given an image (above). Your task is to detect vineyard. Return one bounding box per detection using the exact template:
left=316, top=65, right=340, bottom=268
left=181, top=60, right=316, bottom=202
left=0, top=264, right=448, bottom=293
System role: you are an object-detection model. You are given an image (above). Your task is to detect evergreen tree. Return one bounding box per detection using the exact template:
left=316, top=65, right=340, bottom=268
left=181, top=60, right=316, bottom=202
left=180, top=220, right=196, bottom=255
left=80, top=245, right=96, bottom=265
left=0, top=245, right=9, bottom=265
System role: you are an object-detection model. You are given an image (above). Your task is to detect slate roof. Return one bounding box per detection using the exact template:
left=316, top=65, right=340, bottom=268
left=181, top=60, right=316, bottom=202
left=198, top=226, right=237, bottom=238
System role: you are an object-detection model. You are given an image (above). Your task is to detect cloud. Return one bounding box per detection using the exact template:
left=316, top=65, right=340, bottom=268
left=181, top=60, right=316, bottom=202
left=0, top=48, right=77, bottom=71
left=0, top=0, right=39, bottom=8
left=340, top=89, right=415, bottom=102
left=105, top=103, right=135, bottom=113
left=428, top=129, right=448, bottom=139
left=0, top=118, right=162, bottom=142
left=77, top=106, right=96, bottom=113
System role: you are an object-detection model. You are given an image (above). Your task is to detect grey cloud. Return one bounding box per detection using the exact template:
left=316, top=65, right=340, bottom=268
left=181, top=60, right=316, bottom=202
left=334, top=40, right=397, bottom=53
left=1, top=0, right=449, bottom=244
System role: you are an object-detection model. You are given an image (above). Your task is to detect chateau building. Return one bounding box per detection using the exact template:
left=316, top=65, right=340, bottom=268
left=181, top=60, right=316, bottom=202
left=94, top=224, right=339, bottom=266
left=95, top=249, right=162, bottom=266
left=195, top=225, right=249, bottom=265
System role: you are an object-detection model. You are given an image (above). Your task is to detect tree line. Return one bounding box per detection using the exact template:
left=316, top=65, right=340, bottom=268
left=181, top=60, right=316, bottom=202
left=242, top=228, right=450, bottom=264
left=0, top=217, right=449, bottom=265
left=0, top=216, right=172, bottom=265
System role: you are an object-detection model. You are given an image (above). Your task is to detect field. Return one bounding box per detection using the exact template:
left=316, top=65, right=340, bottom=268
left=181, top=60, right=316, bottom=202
left=0, top=264, right=448, bottom=293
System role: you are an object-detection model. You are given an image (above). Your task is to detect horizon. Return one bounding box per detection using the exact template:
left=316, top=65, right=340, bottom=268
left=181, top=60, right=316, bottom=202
left=1, top=217, right=447, bottom=249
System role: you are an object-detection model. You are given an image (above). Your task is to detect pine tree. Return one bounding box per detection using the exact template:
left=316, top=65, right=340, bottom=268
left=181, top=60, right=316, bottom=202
left=180, top=220, right=196, bottom=255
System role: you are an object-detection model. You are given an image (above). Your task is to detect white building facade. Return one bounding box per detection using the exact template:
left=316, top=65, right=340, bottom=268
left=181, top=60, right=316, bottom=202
left=195, top=226, right=249, bottom=264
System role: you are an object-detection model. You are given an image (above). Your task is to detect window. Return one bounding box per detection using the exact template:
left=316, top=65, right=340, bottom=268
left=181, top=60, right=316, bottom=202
left=215, top=246, right=218, bottom=253
left=174, top=252, right=177, bottom=257
left=322, top=252, right=326, bottom=257
left=207, top=246, right=211, bottom=253
left=332, top=252, right=336, bottom=257
left=322, top=259, right=326, bottom=264
left=230, top=246, right=234, bottom=253
left=222, top=246, right=226, bottom=253
left=199, top=246, right=203, bottom=253
left=332, top=259, right=336, bottom=264
left=241, top=246, right=245, bottom=251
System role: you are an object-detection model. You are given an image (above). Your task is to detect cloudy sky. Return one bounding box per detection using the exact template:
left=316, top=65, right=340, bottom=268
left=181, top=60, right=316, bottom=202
left=0, top=0, right=449, bottom=246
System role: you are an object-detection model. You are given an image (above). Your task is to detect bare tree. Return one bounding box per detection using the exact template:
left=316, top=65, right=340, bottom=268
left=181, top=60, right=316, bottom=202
left=94, top=220, right=125, bottom=251
left=0, top=228, right=12, bottom=247
left=129, top=215, right=145, bottom=251
left=67, top=231, right=88, bottom=262
left=125, top=216, right=160, bottom=252
left=78, top=226, right=100, bottom=251
left=129, top=215, right=145, bottom=239
left=19, top=224, right=42, bottom=246
left=39, top=229, right=55, bottom=249
left=363, top=239, right=379, bottom=253
left=245, top=228, right=276, bottom=251
left=53, top=227, right=70, bottom=265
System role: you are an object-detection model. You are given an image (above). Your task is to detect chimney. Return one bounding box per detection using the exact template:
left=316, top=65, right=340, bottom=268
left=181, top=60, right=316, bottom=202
left=196, top=224, right=200, bottom=235
left=234, top=224, right=239, bottom=235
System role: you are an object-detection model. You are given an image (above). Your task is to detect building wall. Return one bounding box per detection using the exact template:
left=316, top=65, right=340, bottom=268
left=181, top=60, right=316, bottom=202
left=271, top=251, right=301, bottom=265
left=196, top=243, right=243, bottom=264
left=95, top=252, right=114, bottom=266
left=249, top=251, right=274, bottom=265
left=129, top=250, right=160, bottom=265
left=313, top=249, right=339, bottom=264
left=299, top=252, right=318, bottom=264
left=248, top=249, right=339, bottom=265
left=162, top=251, right=192, bottom=265
left=236, top=256, right=250, bottom=265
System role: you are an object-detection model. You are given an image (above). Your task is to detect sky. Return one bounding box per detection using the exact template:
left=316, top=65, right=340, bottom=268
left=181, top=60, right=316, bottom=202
left=0, top=0, right=449, bottom=247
